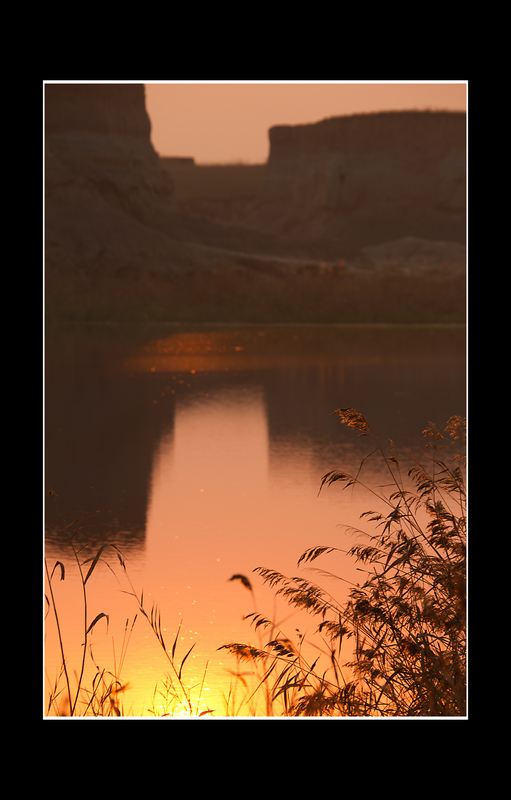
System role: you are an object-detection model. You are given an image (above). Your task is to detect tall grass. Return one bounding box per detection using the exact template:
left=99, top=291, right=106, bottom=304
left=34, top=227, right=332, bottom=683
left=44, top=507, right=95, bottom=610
left=44, top=497, right=131, bottom=716
left=220, top=411, right=466, bottom=716
left=44, top=494, right=213, bottom=717
left=45, top=411, right=466, bottom=717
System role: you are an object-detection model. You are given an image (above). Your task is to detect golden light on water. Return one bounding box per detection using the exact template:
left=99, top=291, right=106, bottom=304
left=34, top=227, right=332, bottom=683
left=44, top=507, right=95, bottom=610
left=45, top=381, right=360, bottom=717
left=121, top=329, right=356, bottom=376
left=45, top=325, right=466, bottom=717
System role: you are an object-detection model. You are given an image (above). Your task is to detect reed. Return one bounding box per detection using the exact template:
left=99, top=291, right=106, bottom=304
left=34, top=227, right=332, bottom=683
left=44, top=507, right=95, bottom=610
left=221, top=574, right=298, bottom=716
left=220, top=411, right=466, bottom=716
left=44, top=497, right=132, bottom=716
left=117, top=557, right=214, bottom=718
left=44, top=410, right=466, bottom=717
left=44, top=494, right=213, bottom=717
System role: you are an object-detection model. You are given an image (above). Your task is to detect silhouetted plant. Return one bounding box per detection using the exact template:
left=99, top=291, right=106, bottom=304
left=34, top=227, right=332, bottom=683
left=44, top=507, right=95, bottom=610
left=118, top=559, right=214, bottom=717
left=44, top=493, right=213, bottom=717
left=44, top=497, right=132, bottom=716
left=220, top=410, right=466, bottom=716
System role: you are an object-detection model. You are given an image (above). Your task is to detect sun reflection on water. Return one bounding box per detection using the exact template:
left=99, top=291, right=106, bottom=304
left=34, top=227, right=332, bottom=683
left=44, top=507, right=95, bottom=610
left=44, top=380, right=387, bottom=717
left=45, top=325, right=466, bottom=717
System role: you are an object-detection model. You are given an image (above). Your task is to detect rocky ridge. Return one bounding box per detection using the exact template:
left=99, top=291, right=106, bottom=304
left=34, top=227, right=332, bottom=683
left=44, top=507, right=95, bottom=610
left=248, top=111, right=466, bottom=255
left=45, top=85, right=466, bottom=314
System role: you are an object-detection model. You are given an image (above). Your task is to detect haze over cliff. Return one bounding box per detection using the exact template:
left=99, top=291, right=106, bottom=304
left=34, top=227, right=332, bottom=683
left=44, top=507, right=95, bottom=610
left=44, top=84, right=466, bottom=322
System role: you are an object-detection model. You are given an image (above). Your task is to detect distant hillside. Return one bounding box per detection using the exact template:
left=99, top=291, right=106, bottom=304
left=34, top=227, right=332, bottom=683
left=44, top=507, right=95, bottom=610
left=158, top=161, right=265, bottom=225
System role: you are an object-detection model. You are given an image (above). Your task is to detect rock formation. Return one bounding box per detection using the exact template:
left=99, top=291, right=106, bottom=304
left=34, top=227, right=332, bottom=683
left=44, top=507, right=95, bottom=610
left=45, top=84, right=185, bottom=286
left=45, top=83, right=319, bottom=292
left=44, top=85, right=466, bottom=320
left=249, top=111, right=466, bottom=255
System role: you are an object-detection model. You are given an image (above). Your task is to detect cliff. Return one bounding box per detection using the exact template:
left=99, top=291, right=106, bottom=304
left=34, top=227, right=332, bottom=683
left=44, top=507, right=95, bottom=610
left=249, top=111, right=466, bottom=254
left=44, top=86, right=466, bottom=322
left=45, top=84, right=323, bottom=294
left=45, top=84, right=184, bottom=286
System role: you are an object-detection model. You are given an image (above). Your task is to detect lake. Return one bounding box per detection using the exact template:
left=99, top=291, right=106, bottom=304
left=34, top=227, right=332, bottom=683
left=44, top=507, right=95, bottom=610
left=44, top=322, right=466, bottom=717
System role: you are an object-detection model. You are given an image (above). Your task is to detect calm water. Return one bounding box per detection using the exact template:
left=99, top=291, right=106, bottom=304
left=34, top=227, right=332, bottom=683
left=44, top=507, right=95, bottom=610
left=44, top=323, right=466, bottom=717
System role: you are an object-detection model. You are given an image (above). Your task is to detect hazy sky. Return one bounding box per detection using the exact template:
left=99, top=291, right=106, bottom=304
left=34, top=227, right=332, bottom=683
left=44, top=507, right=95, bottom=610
left=144, top=81, right=467, bottom=164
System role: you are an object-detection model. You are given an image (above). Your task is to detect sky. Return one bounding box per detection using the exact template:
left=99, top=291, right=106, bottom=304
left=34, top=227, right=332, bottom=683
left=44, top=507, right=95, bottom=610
left=144, top=81, right=467, bottom=164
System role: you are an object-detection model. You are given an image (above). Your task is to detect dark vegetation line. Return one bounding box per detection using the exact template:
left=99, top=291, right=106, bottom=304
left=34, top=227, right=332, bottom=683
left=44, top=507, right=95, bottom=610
left=46, top=265, right=466, bottom=326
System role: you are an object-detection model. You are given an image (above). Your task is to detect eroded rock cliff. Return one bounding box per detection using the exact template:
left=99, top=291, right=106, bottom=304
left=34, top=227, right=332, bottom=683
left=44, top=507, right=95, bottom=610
left=44, top=86, right=466, bottom=322
left=249, top=111, right=466, bottom=254
left=45, top=83, right=183, bottom=286
left=45, top=83, right=320, bottom=292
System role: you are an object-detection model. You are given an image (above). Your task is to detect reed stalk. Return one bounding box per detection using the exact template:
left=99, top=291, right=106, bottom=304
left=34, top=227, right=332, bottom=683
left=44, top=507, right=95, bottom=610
left=220, top=411, right=466, bottom=716
left=44, top=493, right=213, bottom=717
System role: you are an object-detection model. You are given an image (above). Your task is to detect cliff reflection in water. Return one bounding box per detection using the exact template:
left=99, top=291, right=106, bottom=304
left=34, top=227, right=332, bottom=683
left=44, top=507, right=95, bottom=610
left=45, top=323, right=466, bottom=554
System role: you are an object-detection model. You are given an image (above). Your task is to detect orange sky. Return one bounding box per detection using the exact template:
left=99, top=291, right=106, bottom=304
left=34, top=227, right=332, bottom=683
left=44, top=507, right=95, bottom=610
left=144, top=81, right=467, bottom=164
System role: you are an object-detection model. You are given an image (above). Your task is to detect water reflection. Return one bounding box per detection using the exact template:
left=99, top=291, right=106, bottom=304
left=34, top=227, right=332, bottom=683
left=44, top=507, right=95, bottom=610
left=45, top=324, right=465, bottom=543
left=145, top=386, right=270, bottom=587
left=44, top=324, right=466, bottom=716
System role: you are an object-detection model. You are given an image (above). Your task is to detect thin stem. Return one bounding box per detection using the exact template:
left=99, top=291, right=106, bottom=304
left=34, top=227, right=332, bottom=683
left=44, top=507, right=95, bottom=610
left=44, top=558, right=72, bottom=713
